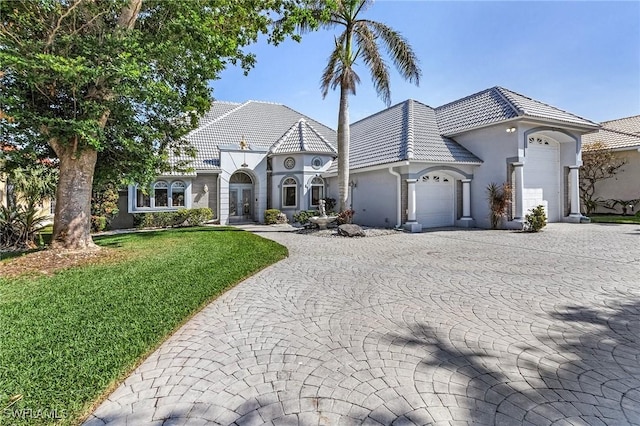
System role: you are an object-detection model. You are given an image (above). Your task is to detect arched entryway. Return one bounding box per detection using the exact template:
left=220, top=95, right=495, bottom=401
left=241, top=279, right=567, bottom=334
left=229, top=171, right=254, bottom=223
left=524, top=134, right=561, bottom=222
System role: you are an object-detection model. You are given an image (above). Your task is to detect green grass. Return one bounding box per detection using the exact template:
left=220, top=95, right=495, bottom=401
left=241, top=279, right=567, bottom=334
left=589, top=214, right=640, bottom=224
left=0, top=227, right=288, bottom=425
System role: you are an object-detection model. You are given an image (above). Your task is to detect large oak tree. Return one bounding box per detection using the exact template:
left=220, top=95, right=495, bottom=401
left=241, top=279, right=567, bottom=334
left=0, top=0, right=322, bottom=249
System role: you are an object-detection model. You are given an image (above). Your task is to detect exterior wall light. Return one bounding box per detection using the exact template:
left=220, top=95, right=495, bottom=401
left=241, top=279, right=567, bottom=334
left=203, top=184, right=209, bottom=193
left=506, top=127, right=517, bottom=133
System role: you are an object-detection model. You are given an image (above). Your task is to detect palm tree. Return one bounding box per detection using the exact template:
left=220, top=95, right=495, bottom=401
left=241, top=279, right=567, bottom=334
left=297, top=0, right=421, bottom=212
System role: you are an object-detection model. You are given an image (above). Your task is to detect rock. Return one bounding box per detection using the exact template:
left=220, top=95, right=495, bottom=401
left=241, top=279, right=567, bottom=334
left=337, top=224, right=365, bottom=237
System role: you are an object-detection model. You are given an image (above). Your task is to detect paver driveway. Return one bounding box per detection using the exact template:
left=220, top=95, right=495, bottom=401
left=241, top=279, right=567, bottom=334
left=86, top=223, right=640, bottom=425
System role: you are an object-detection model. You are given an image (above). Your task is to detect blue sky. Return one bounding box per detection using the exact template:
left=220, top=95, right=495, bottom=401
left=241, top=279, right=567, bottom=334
left=211, top=1, right=640, bottom=129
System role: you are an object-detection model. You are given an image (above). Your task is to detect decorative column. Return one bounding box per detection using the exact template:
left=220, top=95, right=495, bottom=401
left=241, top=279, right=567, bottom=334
left=569, top=165, right=582, bottom=220
left=461, top=179, right=472, bottom=220
left=513, top=162, right=524, bottom=221
left=404, top=179, right=422, bottom=232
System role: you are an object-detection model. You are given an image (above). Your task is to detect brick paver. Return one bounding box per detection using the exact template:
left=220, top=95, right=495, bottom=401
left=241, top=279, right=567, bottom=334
left=86, top=223, right=640, bottom=425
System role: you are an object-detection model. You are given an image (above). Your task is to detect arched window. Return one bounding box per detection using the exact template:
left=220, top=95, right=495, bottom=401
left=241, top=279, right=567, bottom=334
left=136, top=185, right=151, bottom=208
left=171, top=181, right=185, bottom=207
left=282, top=177, right=297, bottom=208
left=154, top=181, right=168, bottom=207
left=309, top=176, right=324, bottom=208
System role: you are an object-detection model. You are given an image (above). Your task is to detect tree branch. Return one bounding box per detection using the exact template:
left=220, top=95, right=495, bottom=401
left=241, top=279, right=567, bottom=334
left=45, top=0, right=85, bottom=49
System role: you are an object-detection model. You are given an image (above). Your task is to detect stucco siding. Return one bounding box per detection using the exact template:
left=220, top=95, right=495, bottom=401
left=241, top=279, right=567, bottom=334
left=592, top=149, right=640, bottom=213
left=111, top=191, right=135, bottom=229
left=192, top=174, right=219, bottom=218
left=454, top=125, right=517, bottom=228
left=351, top=169, right=397, bottom=228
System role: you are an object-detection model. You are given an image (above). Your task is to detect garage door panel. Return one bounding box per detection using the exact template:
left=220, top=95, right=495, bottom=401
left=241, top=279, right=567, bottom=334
left=416, top=173, right=454, bottom=228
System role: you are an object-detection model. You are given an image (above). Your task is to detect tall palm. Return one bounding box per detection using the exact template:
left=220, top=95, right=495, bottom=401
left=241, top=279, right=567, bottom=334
left=301, top=0, right=422, bottom=212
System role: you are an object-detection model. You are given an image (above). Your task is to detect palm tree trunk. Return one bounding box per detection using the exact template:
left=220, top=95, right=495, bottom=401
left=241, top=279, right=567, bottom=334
left=337, top=81, right=350, bottom=212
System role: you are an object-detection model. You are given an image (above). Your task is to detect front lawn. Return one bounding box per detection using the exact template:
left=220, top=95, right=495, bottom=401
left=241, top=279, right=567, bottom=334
left=589, top=214, right=640, bottom=224
left=0, top=227, right=287, bottom=425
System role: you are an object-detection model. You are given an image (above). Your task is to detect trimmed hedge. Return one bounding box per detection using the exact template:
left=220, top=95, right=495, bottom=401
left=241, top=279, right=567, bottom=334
left=133, top=208, right=213, bottom=229
left=265, top=209, right=288, bottom=225
left=293, top=210, right=319, bottom=225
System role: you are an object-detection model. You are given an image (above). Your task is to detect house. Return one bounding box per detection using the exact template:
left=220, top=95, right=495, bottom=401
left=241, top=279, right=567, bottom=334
left=120, top=86, right=599, bottom=230
left=122, top=101, right=337, bottom=226
left=581, top=115, right=640, bottom=214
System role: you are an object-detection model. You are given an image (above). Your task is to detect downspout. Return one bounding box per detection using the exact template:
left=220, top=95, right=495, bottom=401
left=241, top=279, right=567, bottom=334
left=216, top=174, right=221, bottom=222
left=388, top=167, right=402, bottom=228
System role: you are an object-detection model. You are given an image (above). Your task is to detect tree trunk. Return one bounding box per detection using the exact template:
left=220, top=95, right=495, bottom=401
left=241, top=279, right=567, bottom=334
left=337, top=82, right=350, bottom=212
left=51, top=147, right=98, bottom=250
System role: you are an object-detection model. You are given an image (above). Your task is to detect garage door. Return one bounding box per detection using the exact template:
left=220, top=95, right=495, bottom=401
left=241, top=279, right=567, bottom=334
left=416, top=173, right=455, bottom=228
left=523, top=136, right=560, bottom=222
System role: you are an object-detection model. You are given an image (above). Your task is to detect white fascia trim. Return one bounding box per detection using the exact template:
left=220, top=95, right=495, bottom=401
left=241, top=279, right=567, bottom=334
left=321, top=160, right=410, bottom=178
left=443, top=116, right=598, bottom=137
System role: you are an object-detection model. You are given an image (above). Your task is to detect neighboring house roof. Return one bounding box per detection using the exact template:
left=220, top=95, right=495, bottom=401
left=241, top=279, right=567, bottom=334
left=583, top=114, right=640, bottom=150
left=435, top=86, right=598, bottom=135
left=349, top=99, right=482, bottom=170
left=601, top=115, right=640, bottom=136
left=269, top=119, right=337, bottom=155
left=179, top=101, right=336, bottom=170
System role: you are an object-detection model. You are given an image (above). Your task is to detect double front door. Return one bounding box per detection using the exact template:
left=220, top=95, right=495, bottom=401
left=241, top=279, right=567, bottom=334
left=229, top=184, right=253, bottom=223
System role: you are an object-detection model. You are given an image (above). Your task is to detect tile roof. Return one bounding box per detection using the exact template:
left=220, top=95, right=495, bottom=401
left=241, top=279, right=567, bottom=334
left=435, top=86, right=598, bottom=135
left=601, top=115, right=640, bottom=136
left=349, top=99, right=482, bottom=170
left=269, top=119, right=337, bottom=155
left=178, top=101, right=336, bottom=170
left=583, top=115, right=640, bottom=150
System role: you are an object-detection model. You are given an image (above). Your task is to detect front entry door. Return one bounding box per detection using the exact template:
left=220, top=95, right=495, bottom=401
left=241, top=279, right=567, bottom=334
left=229, top=184, right=253, bottom=223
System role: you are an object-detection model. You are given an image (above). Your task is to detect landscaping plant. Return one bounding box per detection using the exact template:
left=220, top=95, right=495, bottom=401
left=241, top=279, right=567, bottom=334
left=487, top=182, right=512, bottom=229
left=264, top=209, right=288, bottom=225
left=524, top=205, right=547, bottom=232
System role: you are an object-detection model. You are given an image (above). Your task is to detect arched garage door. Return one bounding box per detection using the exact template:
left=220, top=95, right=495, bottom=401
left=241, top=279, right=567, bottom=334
left=416, top=172, right=455, bottom=228
left=524, top=136, right=561, bottom=222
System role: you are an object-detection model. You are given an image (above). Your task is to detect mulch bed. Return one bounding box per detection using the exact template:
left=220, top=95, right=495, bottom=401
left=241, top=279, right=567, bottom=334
left=0, top=248, right=123, bottom=279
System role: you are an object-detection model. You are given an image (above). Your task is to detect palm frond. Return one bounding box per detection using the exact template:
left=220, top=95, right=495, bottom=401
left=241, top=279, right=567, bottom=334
left=364, top=20, right=421, bottom=86
left=354, top=21, right=391, bottom=105
left=320, top=33, right=346, bottom=98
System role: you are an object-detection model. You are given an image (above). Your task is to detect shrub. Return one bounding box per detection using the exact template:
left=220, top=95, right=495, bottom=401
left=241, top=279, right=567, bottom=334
left=264, top=209, right=281, bottom=225
left=324, top=197, right=337, bottom=213
left=91, top=184, right=119, bottom=231
left=265, top=209, right=288, bottom=225
left=91, top=215, right=108, bottom=232
left=524, top=205, right=547, bottom=232
left=133, top=208, right=213, bottom=229
left=336, top=209, right=355, bottom=225
left=487, top=182, right=512, bottom=229
left=293, top=210, right=319, bottom=225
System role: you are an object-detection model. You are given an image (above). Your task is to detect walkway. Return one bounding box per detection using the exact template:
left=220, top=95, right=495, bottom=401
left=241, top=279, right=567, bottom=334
left=86, top=223, right=640, bottom=425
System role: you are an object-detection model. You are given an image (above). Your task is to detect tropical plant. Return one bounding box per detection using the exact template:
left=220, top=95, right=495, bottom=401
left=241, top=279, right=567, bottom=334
left=487, top=182, right=512, bottom=229
left=0, top=0, right=322, bottom=250
left=336, top=208, right=355, bottom=224
left=524, top=205, right=547, bottom=232
left=0, top=165, right=57, bottom=249
left=291, top=0, right=421, bottom=212
left=580, top=141, right=626, bottom=215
